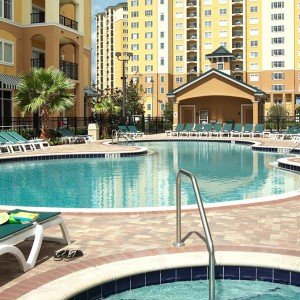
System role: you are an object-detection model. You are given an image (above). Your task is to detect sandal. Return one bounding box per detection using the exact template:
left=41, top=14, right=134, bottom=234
left=53, top=249, right=69, bottom=261
left=64, top=249, right=84, bottom=261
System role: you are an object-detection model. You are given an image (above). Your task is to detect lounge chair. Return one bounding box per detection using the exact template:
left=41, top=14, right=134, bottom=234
left=179, top=123, right=194, bottom=136
left=0, top=136, right=13, bottom=154
left=274, top=126, right=300, bottom=140
left=200, top=123, right=213, bottom=137
left=189, top=123, right=204, bottom=137
left=6, top=131, right=50, bottom=150
left=117, top=125, right=135, bottom=138
left=0, top=209, right=71, bottom=272
left=58, top=128, right=93, bottom=144
left=0, top=132, right=25, bottom=152
left=127, top=125, right=144, bottom=137
left=165, top=124, right=185, bottom=136
left=230, top=124, right=243, bottom=137
left=241, top=124, right=253, bottom=137
left=209, top=123, right=222, bottom=137
left=219, top=123, right=233, bottom=137
left=251, top=124, right=267, bottom=138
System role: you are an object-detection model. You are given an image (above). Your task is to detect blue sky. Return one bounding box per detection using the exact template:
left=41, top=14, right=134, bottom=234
left=91, top=0, right=120, bottom=82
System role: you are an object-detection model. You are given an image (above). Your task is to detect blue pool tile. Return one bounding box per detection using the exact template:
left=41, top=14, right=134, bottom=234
left=192, top=266, right=207, bottom=280
left=291, top=272, right=300, bottom=287
left=257, top=268, right=273, bottom=282
left=161, top=269, right=176, bottom=283
left=240, top=267, right=256, bottom=280
left=88, top=284, right=102, bottom=300
left=224, top=266, right=239, bottom=280
left=215, top=266, right=224, bottom=279
left=131, top=273, right=146, bottom=289
left=102, top=281, right=116, bottom=298
left=176, top=267, right=192, bottom=281
left=116, top=277, right=131, bottom=294
left=274, top=269, right=290, bottom=285
left=146, top=270, right=161, bottom=286
left=74, top=290, right=88, bottom=300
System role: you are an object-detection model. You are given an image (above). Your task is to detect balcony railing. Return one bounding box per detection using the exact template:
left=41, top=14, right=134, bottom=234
left=60, top=60, right=78, bottom=80
left=59, top=15, right=78, bottom=30
left=31, top=12, right=45, bottom=23
left=31, top=58, right=45, bottom=68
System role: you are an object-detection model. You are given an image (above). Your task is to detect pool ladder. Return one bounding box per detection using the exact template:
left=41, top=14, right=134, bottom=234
left=173, top=169, right=215, bottom=300
left=111, top=130, right=134, bottom=144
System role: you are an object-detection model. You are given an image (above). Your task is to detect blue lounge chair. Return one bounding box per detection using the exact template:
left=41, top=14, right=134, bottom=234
left=127, top=125, right=144, bottom=137
left=241, top=124, right=253, bottom=137
left=0, top=209, right=71, bottom=272
left=0, top=132, right=25, bottom=152
left=7, top=131, right=50, bottom=150
left=200, top=123, right=213, bottom=137
left=220, top=123, right=233, bottom=137
left=190, top=123, right=204, bottom=137
left=58, top=128, right=93, bottom=144
left=118, top=125, right=135, bottom=138
left=0, top=135, right=13, bottom=154
left=209, top=123, right=223, bottom=137
left=165, top=124, right=185, bottom=136
left=230, top=124, right=243, bottom=137
left=251, top=124, right=266, bottom=138
left=179, top=123, right=194, bottom=136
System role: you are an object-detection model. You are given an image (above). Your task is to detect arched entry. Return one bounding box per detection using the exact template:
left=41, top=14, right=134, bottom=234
left=31, top=34, right=46, bottom=68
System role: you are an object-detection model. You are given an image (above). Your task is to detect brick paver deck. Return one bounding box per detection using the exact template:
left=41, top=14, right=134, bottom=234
left=0, top=135, right=299, bottom=299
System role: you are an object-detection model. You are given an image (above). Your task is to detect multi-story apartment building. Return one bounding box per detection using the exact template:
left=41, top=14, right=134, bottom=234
left=97, top=0, right=300, bottom=124
left=0, top=0, right=91, bottom=127
left=95, top=3, right=128, bottom=94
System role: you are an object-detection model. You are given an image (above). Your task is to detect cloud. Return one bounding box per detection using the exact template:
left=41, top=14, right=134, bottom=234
left=91, top=0, right=121, bottom=83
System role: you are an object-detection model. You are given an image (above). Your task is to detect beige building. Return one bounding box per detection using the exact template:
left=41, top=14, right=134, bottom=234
left=97, top=0, right=300, bottom=123
left=0, top=0, right=91, bottom=128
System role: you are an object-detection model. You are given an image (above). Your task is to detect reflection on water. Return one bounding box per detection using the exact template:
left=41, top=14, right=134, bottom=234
left=0, top=142, right=299, bottom=208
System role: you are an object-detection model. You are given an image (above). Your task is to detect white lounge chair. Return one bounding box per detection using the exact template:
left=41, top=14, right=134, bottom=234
left=0, top=210, right=71, bottom=272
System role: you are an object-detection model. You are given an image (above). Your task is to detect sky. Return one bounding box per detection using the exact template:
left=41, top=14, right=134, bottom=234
left=91, top=0, right=120, bottom=82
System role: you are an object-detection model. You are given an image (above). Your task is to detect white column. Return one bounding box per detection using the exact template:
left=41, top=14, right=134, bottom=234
left=45, top=0, right=59, bottom=24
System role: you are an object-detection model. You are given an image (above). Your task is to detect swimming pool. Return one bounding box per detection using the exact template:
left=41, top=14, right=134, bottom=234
left=0, top=141, right=299, bottom=208
left=107, top=280, right=300, bottom=299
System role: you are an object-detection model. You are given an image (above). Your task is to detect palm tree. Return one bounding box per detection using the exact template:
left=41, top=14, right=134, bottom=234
left=15, top=67, right=75, bottom=138
left=93, top=97, right=121, bottom=138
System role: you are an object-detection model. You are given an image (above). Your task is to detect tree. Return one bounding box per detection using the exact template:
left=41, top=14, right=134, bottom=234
left=92, top=95, right=121, bottom=138
left=15, top=67, right=75, bottom=138
left=267, top=105, right=289, bottom=131
left=117, top=80, right=145, bottom=116
left=163, top=101, right=173, bottom=130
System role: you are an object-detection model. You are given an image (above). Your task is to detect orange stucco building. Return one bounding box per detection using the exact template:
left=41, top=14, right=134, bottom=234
left=0, top=0, right=91, bottom=127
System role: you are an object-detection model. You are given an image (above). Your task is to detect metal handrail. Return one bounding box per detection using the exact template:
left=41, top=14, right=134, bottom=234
left=111, top=129, right=119, bottom=144
left=173, top=169, right=215, bottom=300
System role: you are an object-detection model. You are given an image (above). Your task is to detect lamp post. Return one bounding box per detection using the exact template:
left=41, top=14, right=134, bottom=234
left=150, top=78, right=154, bottom=116
left=115, top=52, right=133, bottom=120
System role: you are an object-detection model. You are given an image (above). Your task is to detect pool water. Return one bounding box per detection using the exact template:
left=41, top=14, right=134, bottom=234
left=107, top=280, right=300, bottom=300
left=0, top=142, right=299, bottom=208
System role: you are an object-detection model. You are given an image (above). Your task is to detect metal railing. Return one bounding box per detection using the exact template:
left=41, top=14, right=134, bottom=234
left=173, top=169, right=215, bottom=300
left=59, top=15, right=78, bottom=30
left=31, top=12, right=45, bottom=23
left=60, top=60, right=78, bottom=80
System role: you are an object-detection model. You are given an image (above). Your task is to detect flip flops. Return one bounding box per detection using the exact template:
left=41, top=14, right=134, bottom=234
left=64, top=249, right=84, bottom=261
left=54, top=249, right=84, bottom=261
left=53, top=249, right=69, bottom=261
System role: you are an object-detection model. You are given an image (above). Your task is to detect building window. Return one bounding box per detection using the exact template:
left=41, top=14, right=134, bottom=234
left=217, top=62, right=224, bottom=70
left=271, top=49, right=285, bottom=56
left=145, top=21, right=153, bottom=27
left=205, top=21, right=212, bottom=27
left=176, top=55, right=183, bottom=61
left=145, top=43, right=153, bottom=49
left=250, top=6, right=258, bottom=12
left=271, top=25, right=284, bottom=32
left=145, top=54, right=153, bottom=60
left=272, top=72, right=285, bottom=80
left=250, top=74, right=259, bottom=82
left=175, top=76, right=183, bottom=83
left=271, top=61, right=285, bottom=68
left=131, top=0, right=139, bottom=6
left=271, top=13, right=284, bottom=20
left=145, top=65, right=153, bottom=72
left=145, top=76, right=153, bottom=83
left=131, top=11, right=139, bottom=17
left=131, top=66, right=139, bottom=72
left=176, top=22, right=183, bottom=29
left=145, top=0, right=152, bottom=5
left=204, top=10, right=211, bottom=16
left=250, top=40, right=258, bottom=47
left=250, top=29, right=258, bottom=36
left=176, top=66, right=183, bottom=73
left=147, top=103, right=152, bottom=110
left=145, top=32, right=153, bottom=38
left=0, top=0, right=13, bottom=20
left=271, top=1, right=284, bottom=9
left=160, top=87, right=165, bottom=94
left=204, top=42, right=212, bottom=49
left=272, top=84, right=284, bottom=91
left=160, top=43, right=164, bottom=49
left=160, top=57, right=165, bottom=66
left=219, top=20, right=227, bottom=26
left=205, top=32, right=212, bottom=38
left=271, top=37, right=284, bottom=44
left=219, top=9, right=226, bottom=15
left=160, top=13, right=164, bottom=21
left=146, top=88, right=153, bottom=94
left=160, top=75, right=165, bottom=82
left=176, top=45, right=183, bottom=51
left=132, top=44, right=139, bottom=50
left=250, top=52, right=258, bottom=58
left=145, top=10, right=152, bottom=16
left=250, top=62, right=259, bottom=70
left=0, top=40, right=13, bottom=64
left=219, top=31, right=227, bottom=37
left=0, top=90, right=12, bottom=120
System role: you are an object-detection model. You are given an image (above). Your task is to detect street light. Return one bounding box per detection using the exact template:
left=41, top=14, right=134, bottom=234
left=150, top=78, right=154, bottom=116
left=115, top=52, right=133, bottom=119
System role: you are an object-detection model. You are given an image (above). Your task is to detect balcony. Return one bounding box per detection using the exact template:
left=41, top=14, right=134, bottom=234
left=187, top=45, right=197, bottom=51
left=232, top=43, right=243, bottom=49
left=60, top=60, right=78, bottom=80
left=59, top=15, right=78, bottom=31
left=187, top=12, right=197, bottom=18
left=233, top=20, right=243, bottom=26
left=31, top=58, right=45, bottom=68
left=31, top=12, right=45, bottom=23
left=187, top=1, right=196, bottom=6
left=187, top=56, right=197, bottom=62
left=188, top=34, right=197, bottom=40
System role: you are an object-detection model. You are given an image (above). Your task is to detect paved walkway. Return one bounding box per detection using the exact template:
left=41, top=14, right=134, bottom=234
left=0, top=135, right=299, bottom=299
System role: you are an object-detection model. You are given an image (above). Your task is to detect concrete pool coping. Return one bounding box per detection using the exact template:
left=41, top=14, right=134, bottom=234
left=0, top=135, right=299, bottom=299
left=18, top=251, right=300, bottom=300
